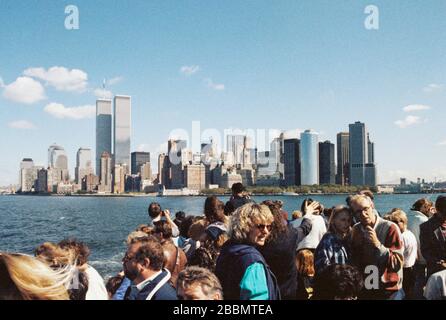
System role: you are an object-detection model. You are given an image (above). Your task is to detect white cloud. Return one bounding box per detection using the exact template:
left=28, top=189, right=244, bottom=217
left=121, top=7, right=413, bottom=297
left=402, top=104, right=431, bottom=112
left=438, top=140, right=446, bottom=146
left=24, top=66, right=88, bottom=92
left=394, top=115, right=423, bottom=128
left=8, top=120, right=37, bottom=129
left=3, top=76, right=46, bottom=104
left=180, top=65, right=200, bottom=76
left=107, top=76, right=123, bottom=85
left=205, top=78, right=225, bottom=91
left=44, top=102, right=95, bottom=120
left=94, top=88, right=113, bottom=99
left=423, top=83, right=444, bottom=93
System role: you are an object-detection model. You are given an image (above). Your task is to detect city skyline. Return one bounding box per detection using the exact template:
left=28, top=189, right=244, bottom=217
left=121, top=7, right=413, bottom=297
left=1, top=1, right=446, bottom=185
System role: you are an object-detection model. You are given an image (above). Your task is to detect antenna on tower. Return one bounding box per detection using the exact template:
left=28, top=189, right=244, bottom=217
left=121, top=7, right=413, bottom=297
left=102, top=78, right=107, bottom=99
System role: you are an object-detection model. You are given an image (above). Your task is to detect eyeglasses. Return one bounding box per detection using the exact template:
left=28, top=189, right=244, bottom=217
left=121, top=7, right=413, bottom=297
left=122, top=254, right=136, bottom=263
left=256, top=224, right=272, bottom=232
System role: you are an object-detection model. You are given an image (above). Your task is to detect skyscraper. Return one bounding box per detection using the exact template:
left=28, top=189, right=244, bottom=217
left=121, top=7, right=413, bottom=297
left=300, top=130, right=319, bottom=185
left=75, top=148, right=93, bottom=184
left=226, top=134, right=245, bottom=166
left=19, top=158, right=38, bottom=192
left=336, top=132, right=350, bottom=185
left=96, top=99, right=112, bottom=175
left=131, top=152, right=151, bottom=175
left=284, top=139, right=300, bottom=186
left=48, top=144, right=69, bottom=182
left=114, top=95, right=131, bottom=174
left=319, top=141, right=336, bottom=185
left=349, top=121, right=377, bottom=186
left=98, top=151, right=112, bottom=193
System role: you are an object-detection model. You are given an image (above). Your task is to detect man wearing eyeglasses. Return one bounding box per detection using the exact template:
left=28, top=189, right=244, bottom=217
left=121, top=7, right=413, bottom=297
left=350, top=195, right=404, bottom=300
left=123, top=236, right=177, bottom=300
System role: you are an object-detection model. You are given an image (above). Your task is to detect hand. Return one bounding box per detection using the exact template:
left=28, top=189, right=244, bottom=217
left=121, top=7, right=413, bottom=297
left=305, top=201, right=320, bottom=215
left=163, top=209, right=170, bottom=217
left=364, top=226, right=381, bottom=248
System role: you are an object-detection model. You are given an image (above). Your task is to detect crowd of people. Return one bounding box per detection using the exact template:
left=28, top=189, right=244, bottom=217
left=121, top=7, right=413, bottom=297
left=1, top=182, right=446, bottom=300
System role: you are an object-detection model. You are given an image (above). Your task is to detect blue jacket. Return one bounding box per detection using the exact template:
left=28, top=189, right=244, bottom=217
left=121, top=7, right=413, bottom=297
left=124, top=269, right=178, bottom=300
left=215, top=241, right=281, bottom=300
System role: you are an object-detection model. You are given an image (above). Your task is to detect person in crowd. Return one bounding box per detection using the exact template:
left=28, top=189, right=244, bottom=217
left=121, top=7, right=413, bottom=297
left=297, top=199, right=327, bottom=251
left=178, top=215, right=196, bottom=249
left=35, top=242, right=89, bottom=300
left=295, top=249, right=315, bottom=300
left=174, top=211, right=186, bottom=229
left=420, top=195, right=446, bottom=278
left=312, top=264, right=364, bottom=300
left=314, top=206, right=352, bottom=274
left=176, top=266, right=223, bottom=300
left=153, top=220, right=187, bottom=288
left=106, top=274, right=125, bottom=299
left=0, top=252, right=70, bottom=300
left=260, top=200, right=312, bottom=300
left=135, top=224, right=154, bottom=235
left=215, top=203, right=280, bottom=300
left=407, top=198, right=435, bottom=299
left=204, top=196, right=228, bottom=227
left=289, top=210, right=303, bottom=229
left=123, top=236, right=177, bottom=300
left=148, top=202, right=180, bottom=238
left=224, top=201, right=236, bottom=216
left=127, top=231, right=150, bottom=244
left=58, top=238, right=108, bottom=300
left=183, top=218, right=207, bottom=260
left=350, top=195, right=404, bottom=299
left=424, top=269, right=446, bottom=300
left=225, top=183, right=254, bottom=211
left=187, top=246, right=220, bottom=271
left=386, top=209, right=418, bottom=299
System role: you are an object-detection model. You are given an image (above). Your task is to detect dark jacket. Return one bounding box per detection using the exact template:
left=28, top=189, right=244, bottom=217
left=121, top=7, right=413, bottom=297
left=226, top=195, right=254, bottom=211
left=215, top=241, right=281, bottom=300
left=260, top=221, right=312, bottom=300
left=420, top=214, right=446, bottom=277
left=124, top=269, right=178, bottom=300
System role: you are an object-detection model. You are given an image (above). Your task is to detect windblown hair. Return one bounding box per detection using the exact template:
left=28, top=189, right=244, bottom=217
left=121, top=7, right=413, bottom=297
left=177, top=266, right=223, bottom=300
left=58, top=238, right=90, bottom=267
left=228, top=203, right=274, bottom=243
left=411, top=198, right=433, bottom=212
left=313, top=264, right=363, bottom=300
left=0, top=253, right=71, bottom=300
left=262, top=200, right=288, bottom=243
left=328, top=206, right=352, bottom=234
left=387, top=209, right=408, bottom=226
left=204, top=196, right=227, bottom=224
left=35, top=242, right=76, bottom=268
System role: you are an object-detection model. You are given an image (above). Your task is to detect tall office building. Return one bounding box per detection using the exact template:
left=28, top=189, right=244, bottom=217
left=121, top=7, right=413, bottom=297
left=48, top=144, right=69, bottom=182
left=158, top=153, right=170, bottom=187
left=168, top=139, right=188, bottom=189
left=131, top=152, right=151, bottom=175
left=349, top=121, right=377, bottom=186
left=75, top=148, right=93, bottom=184
left=96, top=99, right=112, bottom=175
left=284, top=139, right=300, bottom=186
left=114, top=95, right=131, bottom=174
left=98, top=152, right=112, bottom=193
left=270, top=135, right=284, bottom=177
left=227, top=134, right=245, bottom=166
left=319, top=141, right=336, bottom=185
left=113, top=164, right=126, bottom=194
left=19, top=158, right=38, bottom=192
left=336, top=132, right=350, bottom=185
left=184, top=164, right=206, bottom=191
left=300, top=130, right=319, bottom=185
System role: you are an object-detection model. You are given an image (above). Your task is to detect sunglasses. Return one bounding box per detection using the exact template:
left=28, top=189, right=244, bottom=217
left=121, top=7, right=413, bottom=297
left=256, top=224, right=272, bottom=232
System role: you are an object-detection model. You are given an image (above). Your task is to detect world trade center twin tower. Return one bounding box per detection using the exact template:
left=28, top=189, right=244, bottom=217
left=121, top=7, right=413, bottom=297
left=95, top=96, right=131, bottom=175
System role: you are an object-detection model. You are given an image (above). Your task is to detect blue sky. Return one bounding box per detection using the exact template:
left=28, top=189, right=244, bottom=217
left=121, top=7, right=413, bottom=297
left=1, top=0, right=446, bottom=185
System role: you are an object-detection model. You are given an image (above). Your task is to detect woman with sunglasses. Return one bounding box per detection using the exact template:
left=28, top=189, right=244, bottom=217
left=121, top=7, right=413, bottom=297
left=215, top=203, right=281, bottom=300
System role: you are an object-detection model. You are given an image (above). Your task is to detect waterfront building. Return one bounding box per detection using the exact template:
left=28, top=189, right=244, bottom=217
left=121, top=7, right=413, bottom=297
left=75, top=148, right=93, bottom=184
left=300, top=130, right=319, bottom=185
left=131, top=152, right=150, bottom=175
left=96, top=99, right=112, bottom=175
left=98, top=152, right=112, bottom=193
left=82, top=174, right=99, bottom=192
left=284, top=139, right=301, bottom=186
left=319, top=141, right=336, bottom=185
left=227, top=134, right=245, bottom=166
left=349, top=121, right=377, bottom=186
left=19, top=158, right=41, bottom=192
left=184, top=163, right=206, bottom=191
left=48, top=144, right=69, bottom=182
left=336, top=132, right=350, bottom=185
left=113, top=164, right=126, bottom=194
left=220, top=172, right=243, bottom=189
left=114, top=95, right=131, bottom=174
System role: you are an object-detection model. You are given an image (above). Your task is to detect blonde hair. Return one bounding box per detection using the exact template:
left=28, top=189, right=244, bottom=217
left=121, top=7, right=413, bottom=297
left=349, top=194, right=373, bottom=206
left=0, top=253, right=71, bottom=300
left=292, top=210, right=302, bottom=220
left=388, top=209, right=408, bottom=226
left=229, top=203, right=274, bottom=243
left=126, top=231, right=150, bottom=245
left=35, top=242, right=76, bottom=268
